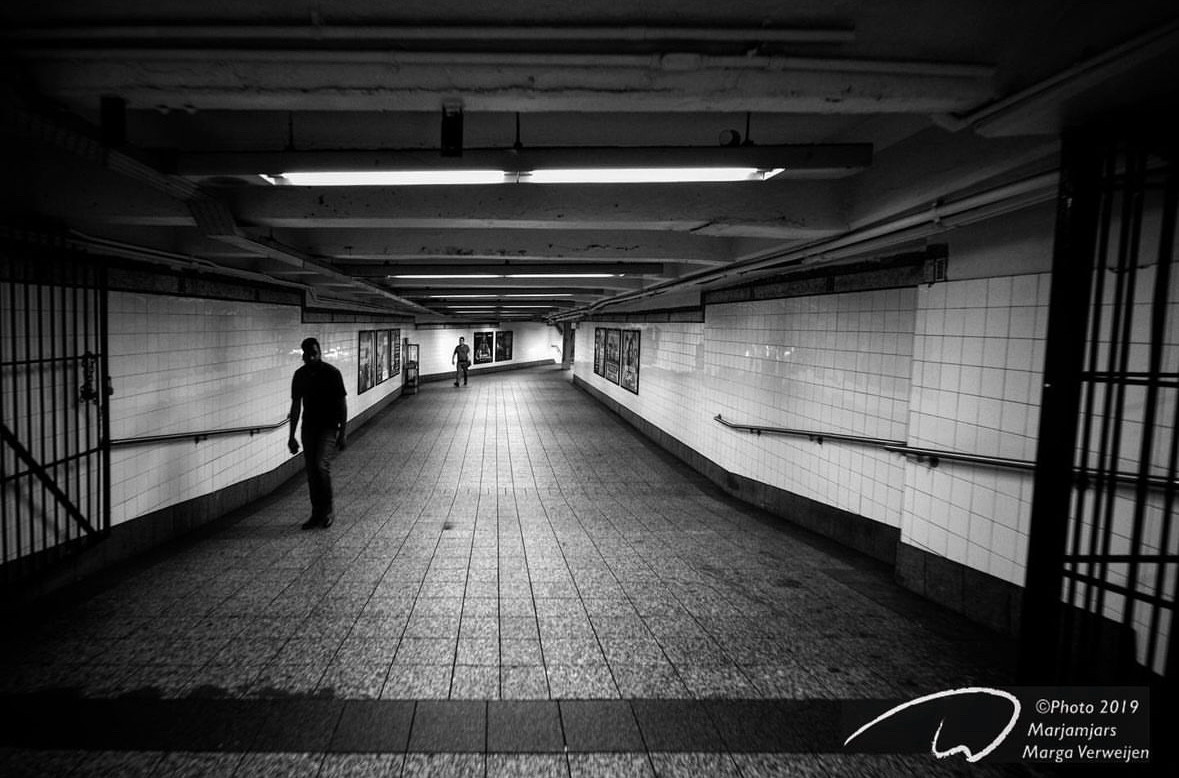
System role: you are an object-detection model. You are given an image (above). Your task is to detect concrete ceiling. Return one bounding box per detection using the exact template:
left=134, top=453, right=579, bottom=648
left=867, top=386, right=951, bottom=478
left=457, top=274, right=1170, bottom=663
left=3, top=1, right=1178, bottom=322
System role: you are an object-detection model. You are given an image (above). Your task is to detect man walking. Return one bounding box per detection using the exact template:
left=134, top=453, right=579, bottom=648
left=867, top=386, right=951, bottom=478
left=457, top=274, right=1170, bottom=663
left=288, top=337, right=347, bottom=529
left=452, top=336, right=471, bottom=387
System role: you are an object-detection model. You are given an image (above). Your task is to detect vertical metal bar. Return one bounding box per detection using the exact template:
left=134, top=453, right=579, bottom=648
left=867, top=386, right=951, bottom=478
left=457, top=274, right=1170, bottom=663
left=1082, top=150, right=1124, bottom=648
left=98, top=263, right=110, bottom=537
left=1070, top=146, right=1118, bottom=625
left=38, top=282, right=48, bottom=559
left=49, top=274, right=60, bottom=552
left=1090, top=144, right=1147, bottom=666
left=89, top=274, right=99, bottom=537
left=1, top=276, right=10, bottom=573
left=59, top=281, right=72, bottom=549
left=71, top=278, right=81, bottom=557
left=1078, top=141, right=1135, bottom=672
left=1020, top=127, right=1106, bottom=683
left=21, top=267, right=31, bottom=567
left=1139, top=155, right=1179, bottom=672
left=81, top=266, right=89, bottom=539
left=80, top=261, right=90, bottom=539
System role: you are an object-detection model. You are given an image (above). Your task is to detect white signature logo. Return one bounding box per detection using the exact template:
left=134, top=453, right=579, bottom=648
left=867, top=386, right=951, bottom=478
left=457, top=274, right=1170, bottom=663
left=843, top=687, right=1022, bottom=762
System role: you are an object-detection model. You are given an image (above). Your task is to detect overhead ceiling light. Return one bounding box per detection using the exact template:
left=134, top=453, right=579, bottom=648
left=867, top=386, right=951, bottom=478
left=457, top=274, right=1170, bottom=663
left=262, top=170, right=507, bottom=186
left=392, top=274, right=502, bottom=279
left=261, top=167, right=786, bottom=186
left=507, top=273, right=616, bottom=279
left=395, top=273, right=615, bottom=279
left=520, top=167, right=786, bottom=184
left=428, top=293, right=574, bottom=298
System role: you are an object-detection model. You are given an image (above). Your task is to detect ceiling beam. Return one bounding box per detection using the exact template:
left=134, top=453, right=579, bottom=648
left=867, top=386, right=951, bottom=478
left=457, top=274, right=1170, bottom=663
left=6, top=24, right=856, bottom=46
left=221, top=182, right=847, bottom=240
left=19, top=52, right=994, bottom=114
left=289, top=228, right=738, bottom=265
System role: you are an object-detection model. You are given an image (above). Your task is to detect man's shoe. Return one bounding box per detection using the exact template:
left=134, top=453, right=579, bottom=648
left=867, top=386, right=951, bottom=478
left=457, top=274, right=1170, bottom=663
left=300, top=516, right=321, bottom=530
left=454, top=382, right=459, bottom=386
left=321, top=513, right=334, bottom=528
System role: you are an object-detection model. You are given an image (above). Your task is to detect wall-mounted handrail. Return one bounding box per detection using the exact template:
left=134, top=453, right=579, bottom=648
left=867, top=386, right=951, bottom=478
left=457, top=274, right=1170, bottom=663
left=109, top=418, right=289, bottom=448
left=712, top=414, right=906, bottom=448
left=714, top=414, right=1179, bottom=492
left=881, top=444, right=1034, bottom=472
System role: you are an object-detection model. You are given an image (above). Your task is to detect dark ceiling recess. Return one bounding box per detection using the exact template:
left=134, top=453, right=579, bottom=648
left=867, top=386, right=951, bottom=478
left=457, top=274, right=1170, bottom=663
left=3, top=7, right=1176, bottom=321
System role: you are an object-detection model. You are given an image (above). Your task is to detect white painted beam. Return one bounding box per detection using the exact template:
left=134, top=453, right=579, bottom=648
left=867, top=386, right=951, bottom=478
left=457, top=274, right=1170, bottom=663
left=24, top=52, right=994, bottom=114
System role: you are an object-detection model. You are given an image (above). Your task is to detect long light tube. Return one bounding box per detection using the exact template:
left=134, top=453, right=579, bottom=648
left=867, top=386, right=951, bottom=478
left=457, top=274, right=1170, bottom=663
left=392, top=273, right=615, bottom=279
left=262, top=171, right=507, bottom=186
left=262, top=167, right=786, bottom=186
left=520, top=167, right=785, bottom=184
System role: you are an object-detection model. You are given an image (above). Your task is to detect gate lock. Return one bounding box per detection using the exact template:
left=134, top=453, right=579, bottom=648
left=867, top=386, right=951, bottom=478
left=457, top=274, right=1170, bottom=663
left=79, top=351, right=114, bottom=403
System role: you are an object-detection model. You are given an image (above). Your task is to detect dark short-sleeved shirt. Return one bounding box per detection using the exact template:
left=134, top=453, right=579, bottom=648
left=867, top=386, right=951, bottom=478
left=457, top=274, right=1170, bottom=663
left=454, top=344, right=471, bottom=364
left=292, top=360, right=347, bottom=430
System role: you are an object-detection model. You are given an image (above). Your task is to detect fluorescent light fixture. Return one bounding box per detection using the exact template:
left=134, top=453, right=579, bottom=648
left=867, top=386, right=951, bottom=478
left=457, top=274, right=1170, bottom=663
left=428, top=293, right=573, bottom=298
left=392, top=274, right=501, bottom=279
left=395, top=273, right=614, bottom=279
left=507, top=273, right=616, bottom=279
left=521, top=167, right=786, bottom=184
left=261, top=167, right=786, bottom=186
left=262, top=170, right=506, bottom=186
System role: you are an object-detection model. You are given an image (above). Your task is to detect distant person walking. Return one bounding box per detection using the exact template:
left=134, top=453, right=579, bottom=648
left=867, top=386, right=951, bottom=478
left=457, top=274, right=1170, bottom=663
left=452, top=336, right=471, bottom=387
left=288, top=337, right=347, bottom=529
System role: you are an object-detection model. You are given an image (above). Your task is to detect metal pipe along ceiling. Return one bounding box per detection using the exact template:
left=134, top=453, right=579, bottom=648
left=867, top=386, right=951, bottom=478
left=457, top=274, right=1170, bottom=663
left=550, top=169, right=1060, bottom=321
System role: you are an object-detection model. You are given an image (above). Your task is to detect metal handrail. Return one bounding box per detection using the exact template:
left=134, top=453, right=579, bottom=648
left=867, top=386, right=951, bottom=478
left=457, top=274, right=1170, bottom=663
left=881, top=444, right=1035, bottom=472
left=714, top=414, right=1179, bottom=491
left=109, top=417, right=289, bottom=448
left=712, top=414, right=906, bottom=448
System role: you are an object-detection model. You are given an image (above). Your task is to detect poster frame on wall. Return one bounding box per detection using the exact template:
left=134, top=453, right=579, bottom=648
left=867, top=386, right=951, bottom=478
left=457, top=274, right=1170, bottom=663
left=494, top=330, right=514, bottom=362
left=594, top=327, right=604, bottom=377
left=389, top=328, right=401, bottom=376
left=376, top=329, right=389, bottom=383
left=620, top=329, right=640, bottom=394
left=474, top=331, right=493, bottom=364
left=357, top=330, right=375, bottom=394
left=603, top=328, right=621, bottom=384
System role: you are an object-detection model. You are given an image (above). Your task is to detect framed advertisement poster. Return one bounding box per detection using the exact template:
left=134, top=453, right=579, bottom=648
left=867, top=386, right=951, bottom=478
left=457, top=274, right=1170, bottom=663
left=375, top=329, right=389, bottom=383
left=357, top=330, right=375, bottom=394
left=604, top=328, right=621, bottom=384
left=390, top=328, right=401, bottom=376
left=474, top=331, right=493, bottom=364
left=594, top=327, right=604, bottom=377
left=495, top=330, right=513, bottom=362
left=620, top=330, right=640, bottom=394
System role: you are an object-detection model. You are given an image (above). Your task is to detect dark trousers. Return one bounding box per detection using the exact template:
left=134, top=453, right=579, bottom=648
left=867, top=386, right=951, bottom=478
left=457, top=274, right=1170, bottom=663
left=455, top=362, right=469, bottom=384
left=302, top=427, right=338, bottom=518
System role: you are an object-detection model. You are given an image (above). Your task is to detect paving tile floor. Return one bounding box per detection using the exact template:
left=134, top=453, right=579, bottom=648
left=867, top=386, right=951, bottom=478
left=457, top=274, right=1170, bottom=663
left=1, top=366, right=1063, bottom=776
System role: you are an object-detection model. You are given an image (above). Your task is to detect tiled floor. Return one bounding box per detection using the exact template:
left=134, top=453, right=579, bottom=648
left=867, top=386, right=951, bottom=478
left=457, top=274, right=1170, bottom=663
left=1, top=367, right=1053, bottom=776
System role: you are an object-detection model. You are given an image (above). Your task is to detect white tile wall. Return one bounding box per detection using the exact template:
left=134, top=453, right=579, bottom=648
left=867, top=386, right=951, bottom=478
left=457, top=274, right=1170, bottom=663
left=901, top=273, right=1050, bottom=586
left=575, top=321, right=711, bottom=458
left=575, top=287, right=915, bottom=528
left=107, top=294, right=411, bottom=525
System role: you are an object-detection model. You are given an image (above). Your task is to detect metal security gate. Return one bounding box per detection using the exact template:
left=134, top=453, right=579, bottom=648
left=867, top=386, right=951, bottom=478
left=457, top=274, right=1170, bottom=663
left=0, top=243, right=110, bottom=591
left=1021, top=127, right=1178, bottom=699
